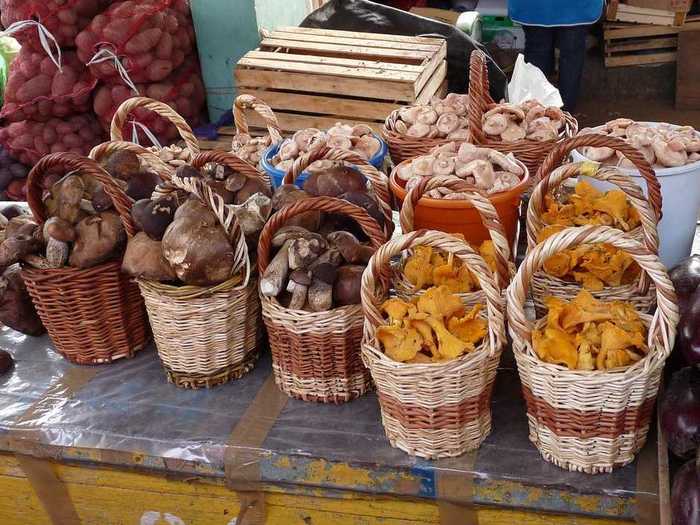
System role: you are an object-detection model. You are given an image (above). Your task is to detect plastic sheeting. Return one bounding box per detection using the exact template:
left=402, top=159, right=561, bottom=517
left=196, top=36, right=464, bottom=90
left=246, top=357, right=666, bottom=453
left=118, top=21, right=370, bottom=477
left=0, top=326, right=652, bottom=517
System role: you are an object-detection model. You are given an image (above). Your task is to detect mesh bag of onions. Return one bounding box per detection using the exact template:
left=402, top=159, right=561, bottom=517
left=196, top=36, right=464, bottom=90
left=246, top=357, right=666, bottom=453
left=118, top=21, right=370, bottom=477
left=0, top=0, right=110, bottom=49
left=93, top=59, right=205, bottom=144
left=0, top=47, right=97, bottom=123
left=76, top=0, right=195, bottom=84
left=0, top=114, right=105, bottom=165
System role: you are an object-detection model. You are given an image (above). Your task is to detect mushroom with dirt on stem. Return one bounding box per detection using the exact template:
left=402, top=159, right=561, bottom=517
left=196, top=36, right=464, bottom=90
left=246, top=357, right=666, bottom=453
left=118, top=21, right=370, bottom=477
left=288, top=236, right=327, bottom=270
left=261, top=239, right=293, bottom=297
left=286, top=270, right=311, bottom=310
left=308, top=262, right=338, bottom=312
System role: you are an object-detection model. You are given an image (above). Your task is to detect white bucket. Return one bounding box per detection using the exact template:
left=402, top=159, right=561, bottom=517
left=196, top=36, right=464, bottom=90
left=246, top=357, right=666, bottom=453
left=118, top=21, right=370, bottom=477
left=572, top=125, right=700, bottom=268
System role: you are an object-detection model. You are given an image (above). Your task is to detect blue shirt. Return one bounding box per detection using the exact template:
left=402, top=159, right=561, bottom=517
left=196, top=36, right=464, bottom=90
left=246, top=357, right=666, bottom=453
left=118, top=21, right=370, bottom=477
left=508, top=0, right=604, bottom=27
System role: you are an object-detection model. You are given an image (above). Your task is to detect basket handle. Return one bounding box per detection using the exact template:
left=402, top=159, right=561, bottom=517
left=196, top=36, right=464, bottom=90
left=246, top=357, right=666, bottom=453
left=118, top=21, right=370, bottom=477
left=399, top=174, right=512, bottom=290
left=467, top=50, right=493, bottom=144
left=257, top=196, right=386, bottom=275
left=88, top=140, right=174, bottom=181
left=190, top=150, right=273, bottom=192
left=170, top=170, right=251, bottom=287
left=534, top=133, right=662, bottom=221
left=233, top=94, right=283, bottom=146
left=109, top=96, right=200, bottom=156
left=282, top=145, right=394, bottom=238
left=507, top=225, right=679, bottom=365
left=361, top=229, right=506, bottom=357
left=26, top=153, right=137, bottom=237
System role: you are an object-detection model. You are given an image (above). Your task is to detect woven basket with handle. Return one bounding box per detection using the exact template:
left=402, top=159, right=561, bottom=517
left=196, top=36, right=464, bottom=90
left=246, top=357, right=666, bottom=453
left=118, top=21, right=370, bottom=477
left=137, top=150, right=265, bottom=389
left=283, top=146, right=395, bottom=238
left=393, top=175, right=513, bottom=305
left=362, top=230, right=506, bottom=459
left=258, top=196, right=386, bottom=403
left=527, top=136, right=661, bottom=314
left=21, top=153, right=149, bottom=364
left=232, top=94, right=283, bottom=151
left=507, top=225, right=679, bottom=473
left=110, top=96, right=200, bottom=169
left=468, top=50, right=578, bottom=176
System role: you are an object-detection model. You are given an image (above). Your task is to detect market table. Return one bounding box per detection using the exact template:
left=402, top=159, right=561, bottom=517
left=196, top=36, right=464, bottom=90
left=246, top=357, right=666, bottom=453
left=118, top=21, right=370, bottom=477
left=0, top=327, right=667, bottom=525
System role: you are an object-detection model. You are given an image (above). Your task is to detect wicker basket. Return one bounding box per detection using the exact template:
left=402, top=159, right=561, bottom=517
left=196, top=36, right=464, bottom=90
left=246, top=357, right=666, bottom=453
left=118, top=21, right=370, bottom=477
left=507, top=225, right=679, bottom=473
left=467, top=50, right=578, bottom=176
left=232, top=94, right=283, bottom=150
left=283, top=146, right=395, bottom=239
left=258, top=196, right=386, bottom=403
left=109, top=96, right=201, bottom=168
left=381, top=108, right=466, bottom=166
left=527, top=157, right=660, bottom=314
left=21, top=153, right=149, bottom=364
left=136, top=151, right=265, bottom=389
left=393, top=175, right=513, bottom=305
left=361, top=230, right=506, bottom=459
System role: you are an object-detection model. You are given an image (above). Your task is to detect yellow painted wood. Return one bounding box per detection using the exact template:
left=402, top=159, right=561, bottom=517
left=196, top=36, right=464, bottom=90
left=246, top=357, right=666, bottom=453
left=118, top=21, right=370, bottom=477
left=0, top=454, right=632, bottom=525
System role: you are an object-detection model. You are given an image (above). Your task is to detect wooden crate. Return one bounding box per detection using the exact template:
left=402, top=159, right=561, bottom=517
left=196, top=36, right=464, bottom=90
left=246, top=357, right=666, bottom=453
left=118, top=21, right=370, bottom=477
left=676, top=29, right=700, bottom=109
left=234, top=26, right=448, bottom=135
left=606, top=0, right=688, bottom=27
left=603, top=16, right=700, bottom=67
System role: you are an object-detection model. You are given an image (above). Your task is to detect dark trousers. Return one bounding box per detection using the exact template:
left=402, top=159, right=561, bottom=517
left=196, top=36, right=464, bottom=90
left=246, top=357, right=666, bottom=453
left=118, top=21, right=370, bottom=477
left=522, top=25, right=588, bottom=113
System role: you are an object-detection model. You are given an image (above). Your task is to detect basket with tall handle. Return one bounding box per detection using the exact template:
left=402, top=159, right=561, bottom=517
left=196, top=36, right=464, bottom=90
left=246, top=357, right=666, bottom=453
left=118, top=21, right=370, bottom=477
left=258, top=196, right=386, bottom=403
left=393, top=175, right=513, bottom=305
left=362, top=229, right=506, bottom=459
left=231, top=94, right=283, bottom=158
left=22, top=153, right=149, bottom=364
left=467, top=50, right=578, bottom=175
left=527, top=156, right=660, bottom=314
left=136, top=151, right=265, bottom=389
left=507, top=225, right=679, bottom=473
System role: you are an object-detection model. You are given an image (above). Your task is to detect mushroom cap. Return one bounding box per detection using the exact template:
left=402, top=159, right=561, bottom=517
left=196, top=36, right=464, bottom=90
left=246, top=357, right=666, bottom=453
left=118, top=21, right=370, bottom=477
left=312, top=262, right=338, bottom=284
left=289, top=269, right=312, bottom=286
left=44, top=217, right=76, bottom=243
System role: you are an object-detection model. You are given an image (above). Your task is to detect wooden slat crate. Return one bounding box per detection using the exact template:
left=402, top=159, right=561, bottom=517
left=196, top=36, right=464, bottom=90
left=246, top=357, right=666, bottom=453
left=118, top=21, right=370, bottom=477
left=606, top=0, right=688, bottom=27
left=603, top=16, right=700, bottom=67
left=234, top=26, right=448, bottom=134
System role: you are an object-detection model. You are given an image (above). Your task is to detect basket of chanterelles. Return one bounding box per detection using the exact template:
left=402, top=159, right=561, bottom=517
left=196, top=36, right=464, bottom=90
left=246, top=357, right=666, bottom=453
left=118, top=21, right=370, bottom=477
left=121, top=150, right=272, bottom=388
left=258, top=194, right=387, bottom=403
left=392, top=175, right=513, bottom=307
left=361, top=230, right=506, bottom=459
left=467, top=50, right=578, bottom=176
left=230, top=93, right=283, bottom=166
left=390, top=142, right=530, bottom=247
left=109, top=96, right=201, bottom=172
left=18, top=153, right=149, bottom=364
left=526, top=136, right=662, bottom=316
left=507, top=225, right=679, bottom=473
left=381, top=92, right=472, bottom=165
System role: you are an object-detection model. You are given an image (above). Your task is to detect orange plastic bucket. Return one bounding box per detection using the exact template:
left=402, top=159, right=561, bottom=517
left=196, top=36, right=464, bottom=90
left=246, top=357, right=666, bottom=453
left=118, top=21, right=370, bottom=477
left=390, top=161, right=530, bottom=247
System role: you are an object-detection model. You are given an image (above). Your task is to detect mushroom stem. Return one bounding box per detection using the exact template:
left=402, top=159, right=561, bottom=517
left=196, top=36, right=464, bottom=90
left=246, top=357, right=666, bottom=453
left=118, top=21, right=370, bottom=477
left=261, top=239, right=293, bottom=297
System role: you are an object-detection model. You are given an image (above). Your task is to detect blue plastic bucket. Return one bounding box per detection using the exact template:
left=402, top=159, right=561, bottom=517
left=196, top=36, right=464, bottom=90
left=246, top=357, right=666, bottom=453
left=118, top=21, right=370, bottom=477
left=261, top=134, right=389, bottom=189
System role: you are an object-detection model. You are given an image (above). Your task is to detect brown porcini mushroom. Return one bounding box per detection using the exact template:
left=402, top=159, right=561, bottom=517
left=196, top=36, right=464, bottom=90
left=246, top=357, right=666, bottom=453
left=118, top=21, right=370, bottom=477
left=131, top=197, right=177, bottom=241
left=308, top=262, right=337, bottom=312
left=122, top=232, right=177, bottom=281
left=327, top=231, right=374, bottom=264
left=69, top=211, right=126, bottom=269
left=288, top=237, right=327, bottom=270
left=103, top=150, right=141, bottom=180
left=261, top=239, right=293, bottom=297
left=303, top=165, right=366, bottom=198
left=333, top=265, right=364, bottom=306
left=286, top=270, right=311, bottom=310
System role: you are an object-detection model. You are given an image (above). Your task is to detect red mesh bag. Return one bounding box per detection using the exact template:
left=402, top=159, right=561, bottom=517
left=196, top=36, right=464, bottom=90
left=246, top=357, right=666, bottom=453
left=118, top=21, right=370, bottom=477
left=0, top=0, right=110, bottom=50
left=0, top=114, right=105, bottom=165
left=93, top=59, right=205, bottom=144
left=0, top=47, right=98, bottom=122
left=76, top=0, right=195, bottom=84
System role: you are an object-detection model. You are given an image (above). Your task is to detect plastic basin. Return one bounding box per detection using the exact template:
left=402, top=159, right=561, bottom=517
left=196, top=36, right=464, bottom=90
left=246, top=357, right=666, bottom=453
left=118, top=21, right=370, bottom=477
left=261, top=134, right=388, bottom=189
left=572, top=123, right=700, bottom=267
left=390, top=162, right=530, bottom=248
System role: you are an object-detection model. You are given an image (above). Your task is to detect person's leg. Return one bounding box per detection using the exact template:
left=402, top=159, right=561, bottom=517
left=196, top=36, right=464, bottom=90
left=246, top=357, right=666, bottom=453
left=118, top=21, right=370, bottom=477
left=523, top=25, right=555, bottom=77
left=555, top=25, right=588, bottom=113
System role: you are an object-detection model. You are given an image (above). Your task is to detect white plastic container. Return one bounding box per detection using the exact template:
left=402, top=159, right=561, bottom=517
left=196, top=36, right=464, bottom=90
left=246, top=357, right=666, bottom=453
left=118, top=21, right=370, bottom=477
left=572, top=125, right=700, bottom=267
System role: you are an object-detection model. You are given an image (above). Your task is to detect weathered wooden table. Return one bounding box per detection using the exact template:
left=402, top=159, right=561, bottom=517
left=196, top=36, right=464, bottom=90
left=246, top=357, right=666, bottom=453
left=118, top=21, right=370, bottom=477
left=0, top=327, right=667, bottom=525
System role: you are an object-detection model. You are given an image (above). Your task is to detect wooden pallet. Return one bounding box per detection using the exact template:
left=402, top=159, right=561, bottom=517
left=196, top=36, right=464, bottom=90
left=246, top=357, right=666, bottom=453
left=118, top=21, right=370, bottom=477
left=606, top=0, right=688, bottom=27
left=234, top=26, right=447, bottom=134
left=603, top=16, right=700, bottom=67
